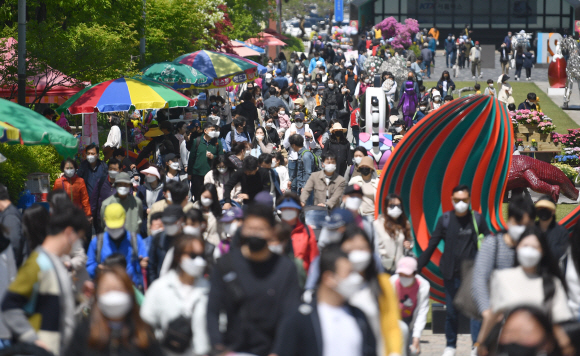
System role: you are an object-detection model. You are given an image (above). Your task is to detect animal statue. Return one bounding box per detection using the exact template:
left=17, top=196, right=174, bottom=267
left=507, top=155, right=579, bottom=202
left=561, top=36, right=580, bottom=108
left=511, top=30, right=532, bottom=52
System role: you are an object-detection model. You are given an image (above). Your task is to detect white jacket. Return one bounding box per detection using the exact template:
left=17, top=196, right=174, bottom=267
left=104, top=125, right=121, bottom=148
left=141, top=270, right=211, bottom=356
left=275, top=166, right=290, bottom=193
left=390, top=274, right=430, bottom=338
left=283, top=123, right=316, bottom=161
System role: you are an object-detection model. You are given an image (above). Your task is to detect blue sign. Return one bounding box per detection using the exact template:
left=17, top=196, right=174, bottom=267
left=335, top=0, right=343, bottom=22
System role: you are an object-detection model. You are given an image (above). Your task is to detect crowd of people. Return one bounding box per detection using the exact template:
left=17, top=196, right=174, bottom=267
left=0, top=26, right=572, bottom=356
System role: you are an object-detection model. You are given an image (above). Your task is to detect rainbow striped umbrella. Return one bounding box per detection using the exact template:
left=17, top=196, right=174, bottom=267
left=141, top=62, right=213, bottom=89
left=174, top=50, right=258, bottom=87
left=56, top=77, right=194, bottom=115
left=0, top=121, right=21, bottom=143
left=376, top=96, right=513, bottom=302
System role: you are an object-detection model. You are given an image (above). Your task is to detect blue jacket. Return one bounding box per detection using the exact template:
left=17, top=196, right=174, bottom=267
left=86, top=231, right=148, bottom=287
left=428, top=38, right=437, bottom=52
left=225, top=130, right=251, bottom=152
left=273, top=76, right=289, bottom=90
left=308, top=57, right=326, bottom=74
left=147, top=231, right=173, bottom=283
left=445, top=38, right=454, bottom=52
left=77, top=159, right=108, bottom=198
left=295, top=147, right=313, bottom=191
left=523, top=52, right=535, bottom=68
left=504, top=35, right=512, bottom=51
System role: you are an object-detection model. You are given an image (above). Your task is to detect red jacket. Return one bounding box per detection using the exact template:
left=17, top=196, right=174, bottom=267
left=290, top=221, right=319, bottom=272
left=53, top=175, right=92, bottom=217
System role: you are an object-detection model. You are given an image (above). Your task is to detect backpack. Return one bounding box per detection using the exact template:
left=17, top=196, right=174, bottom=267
left=95, top=231, right=139, bottom=264
left=441, top=211, right=485, bottom=249
left=299, top=149, right=322, bottom=172
left=159, top=137, right=175, bottom=156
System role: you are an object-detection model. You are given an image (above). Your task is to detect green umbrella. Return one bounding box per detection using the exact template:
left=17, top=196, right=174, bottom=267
left=0, top=98, right=78, bottom=157
left=141, top=61, right=213, bottom=89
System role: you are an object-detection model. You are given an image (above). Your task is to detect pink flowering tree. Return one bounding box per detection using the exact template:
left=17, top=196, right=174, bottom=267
left=376, top=17, right=420, bottom=49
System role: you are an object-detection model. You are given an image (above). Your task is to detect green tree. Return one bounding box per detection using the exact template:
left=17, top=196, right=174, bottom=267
left=224, top=0, right=274, bottom=40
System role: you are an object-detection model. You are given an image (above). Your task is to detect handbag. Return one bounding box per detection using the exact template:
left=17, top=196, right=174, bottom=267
left=162, top=299, right=198, bottom=353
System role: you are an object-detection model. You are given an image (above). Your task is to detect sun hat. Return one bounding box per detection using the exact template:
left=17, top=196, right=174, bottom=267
left=330, top=122, right=347, bottom=132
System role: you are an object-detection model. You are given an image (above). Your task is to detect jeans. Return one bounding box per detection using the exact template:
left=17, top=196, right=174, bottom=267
left=444, top=277, right=482, bottom=347
left=431, top=50, right=435, bottom=65
left=446, top=50, right=452, bottom=67
left=352, top=125, right=360, bottom=146
left=515, top=64, right=523, bottom=78
left=325, top=107, right=337, bottom=121
left=423, top=61, right=431, bottom=78
left=289, top=160, right=298, bottom=193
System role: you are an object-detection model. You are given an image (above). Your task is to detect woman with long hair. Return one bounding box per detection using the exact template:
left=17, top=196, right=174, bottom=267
left=193, top=184, right=222, bottom=246
left=20, top=204, right=50, bottom=262
left=373, top=193, right=413, bottom=273
left=204, top=155, right=242, bottom=207
left=250, top=126, right=274, bottom=158
left=141, top=235, right=210, bottom=356
left=436, top=70, right=455, bottom=97
left=340, top=225, right=403, bottom=356
left=65, top=266, right=162, bottom=356
left=344, top=146, right=372, bottom=182
left=228, top=141, right=247, bottom=170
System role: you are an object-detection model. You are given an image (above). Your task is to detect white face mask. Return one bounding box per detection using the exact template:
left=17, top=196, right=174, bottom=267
left=328, top=84, right=334, bottom=89
left=169, top=162, right=180, bottom=170
left=298, top=78, right=304, bottom=82
left=419, top=106, right=427, bottom=111
left=324, top=164, right=336, bottom=173
left=151, top=228, right=164, bottom=236
left=517, top=246, right=542, bottom=268
left=223, top=222, right=239, bottom=237
left=266, top=122, right=274, bottom=128
left=295, top=122, right=304, bottom=128
left=98, top=291, right=132, bottom=319
left=64, top=168, right=75, bottom=178
left=244, top=150, right=251, bottom=157
left=395, top=126, right=403, bottom=133
left=271, top=160, right=278, bottom=168
left=283, top=94, right=289, bottom=99
left=145, top=175, right=157, bottom=183
left=334, top=272, right=364, bottom=299
left=387, top=206, right=403, bottom=219
left=183, top=225, right=201, bottom=236
left=165, top=223, right=181, bottom=236
left=266, top=79, right=272, bottom=83
left=116, top=186, right=130, bottom=196
left=489, top=84, right=494, bottom=87
left=268, top=63, right=273, bottom=67
left=180, top=256, right=207, bottom=277
left=319, top=227, right=343, bottom=246
left=349, top=250, right=371, bottom=272
left=354, top=157, right=363, bottom=165
left=434, top=97, right=441, bottom=102
left=269, top=244, right=285, bottom=255
left=305, top=92, right=311, bottom=97
left=87, top=155, right=97, bottom=163
left=342, top=89, right=347, bottom=94
left=218, top=167, right=228, bottom=174
left=201, top=197, right=213, bottom=207
left=318, top=90, right=324, bottom=95
left=108, top=170, right=119, bottom=179
left=345, top=197, right=363, bottom=211
left=107, top=227, right=125, bottom=240
left=279, top=110, right=285, bottom=115
left=256, top=135, right=264, bottom=141
left=281, top=209, right=299, bottom=222
left=211, top=131, right=220, bottom=138
left=165, top=192, right=172, bottom=202
left=453, top=201, right=469, bottom=214
left=399, top=276, right=415, bottom=287
left=508, top=223, right=526, bottom=242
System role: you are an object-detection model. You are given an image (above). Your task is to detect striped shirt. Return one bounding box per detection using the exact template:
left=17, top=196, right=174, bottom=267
left=472, top=233, right=516, bottom=314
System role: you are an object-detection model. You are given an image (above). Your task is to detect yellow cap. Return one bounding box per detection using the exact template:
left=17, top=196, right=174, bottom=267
left=104, top=203, right=126, bottom=229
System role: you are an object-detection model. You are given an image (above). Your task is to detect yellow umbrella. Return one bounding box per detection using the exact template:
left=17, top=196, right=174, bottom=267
left=0, top=121, right=21, bottom=143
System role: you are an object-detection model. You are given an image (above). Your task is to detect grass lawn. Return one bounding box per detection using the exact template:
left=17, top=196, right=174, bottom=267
left=501, top=202, right=578, bottom=221
left=424, top=81, right=578, bottom=134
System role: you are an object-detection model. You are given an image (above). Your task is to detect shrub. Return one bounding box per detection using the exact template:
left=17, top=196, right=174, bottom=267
left=0, top=144, right=63, bottom=201
left=552, top=162, right=578, bottom=182
left=282, top=33, right=305, bottom=53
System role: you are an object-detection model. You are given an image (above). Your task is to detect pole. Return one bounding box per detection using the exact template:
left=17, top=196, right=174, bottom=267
left=140, top=0, right=146, bottom=61
left=125, top=112, right=129, bottom=157
left=277, top=0, right=282, bottom=57
left=17, top=0, right=26, bottom=106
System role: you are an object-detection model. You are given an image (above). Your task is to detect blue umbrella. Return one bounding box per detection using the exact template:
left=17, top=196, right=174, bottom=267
left=234, top=40, right=265, bottom=54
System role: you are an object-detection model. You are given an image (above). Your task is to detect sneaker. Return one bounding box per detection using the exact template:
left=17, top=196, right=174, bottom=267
left=471, top=346, right=478, bottom=356
left=472, top=76, right=476, bottom=79
left=442, top=347, right=456, bottom=356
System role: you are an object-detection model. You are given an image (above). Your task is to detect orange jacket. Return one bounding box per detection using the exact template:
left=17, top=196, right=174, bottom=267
left=290, top=220, right=319, bottom=272
left=53, top=175, right=92, bottom=217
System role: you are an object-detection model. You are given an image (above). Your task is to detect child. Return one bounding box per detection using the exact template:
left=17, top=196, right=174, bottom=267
left=418, top=85, right=428, bottom=102
left=207, top=106, right=221, bottom=126
left=277, top=106, right=291, bottom=129
left=413, top=100, right=429, bottom=124
left=443, top=95, right=454, bottom=104
left=484, top=79, right=497, bottom=97
left=474, top=83, right=481, bottom=95
left=508, top=103, right=516, bottom=114
left=430, top=89, right=442, bottom=110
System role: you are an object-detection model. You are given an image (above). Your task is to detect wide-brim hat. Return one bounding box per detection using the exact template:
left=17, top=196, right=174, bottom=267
left=330, top=123, right=347, bottom=132
left=145, top=125, right=164, bottom=137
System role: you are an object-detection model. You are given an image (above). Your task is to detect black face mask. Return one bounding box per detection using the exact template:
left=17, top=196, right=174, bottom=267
left=496, top=343, right=541, bottom=356
left=335, top=132, right=344, bottom=138
left=537, top=209, right=553, bottom=222
left=359, top=167, right=372, bottom=176
left=408, top=76, right=414, bottom=81
left=240, top=235, right=268, bottom=252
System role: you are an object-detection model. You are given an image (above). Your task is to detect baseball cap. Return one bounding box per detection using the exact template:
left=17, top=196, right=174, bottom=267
left=275, top=68, right=282, bottom=75
left=323, top=208, right=355, bottom=229
left=266, top=73, right=272, bottom=79
left=165, top=153, right=177, bottom=162
left=294, top=112, right=305, bottom=121
left=114, top=172, right=132, bottom=185
left=220, top=207, right=244, bottom=222
left=396, top=257, right=418, bottom=275
left=104, top=203, right=126, bottom=229
left=161, top=204, right=185, bottom=224
left=187, top=120, right=201, bottom=130
left=475, top=41, right=480, bottom=45
left=344, top=184, right=363, bottom=195
left=254, top=191, right=274, bottom=207
left=277, top=197, right=302, bottom=210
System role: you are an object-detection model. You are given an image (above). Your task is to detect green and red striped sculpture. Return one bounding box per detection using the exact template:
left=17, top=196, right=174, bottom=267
left=375, top=95, right=513, bottom=302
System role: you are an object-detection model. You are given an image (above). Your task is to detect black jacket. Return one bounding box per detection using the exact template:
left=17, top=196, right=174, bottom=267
left=235, top=101, right=259, bottom=137
left=309, top=118, right=328, bottom=141
left=223, top=167, right=278, bottom=204
left=147, top=231, right=174, bottom=283
left=322, top=87, right=339, bottom=108
left=538, top=220, right=569, bottom=261
left=323, top=136, right=351, bottom=176
left=518, top=101, right=537, bottom=111
left=417, top=210, right=490, bottom=280
left=266, top=126, right=281, bottom=147
left=275, top=299, right=377, bottom=356
left=207, top=249, right=301, bottom=356
left=135, top=133, right=180, bottom=166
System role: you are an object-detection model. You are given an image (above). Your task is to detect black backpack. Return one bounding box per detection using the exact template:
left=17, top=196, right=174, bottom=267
left=162, top=305, right=197, bottom=353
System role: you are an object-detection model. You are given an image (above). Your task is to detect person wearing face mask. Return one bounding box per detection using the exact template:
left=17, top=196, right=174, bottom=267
left=293, top=63, right=306, bottom=84
left=273, top=68, right=289, bottom=91
left=90, top=158, right=123, bottom=234
left=472, top=195, right=536, bottom=349
left=300, top=151, right=347, bottom=210
left=214, top=207, right=243, bottom=259
left=315, top=83, right=325, bottom=107
left=103, top=114, right=122, bottom=161
left=322, top=123, right=351, bottom=176
left=192, top=184, right=221, bottom=246
left=390, top=257, right=430, bottom=356
left=437, top=70, right=456, bottom=98
left=187, top=122, right=224, bottom=201
left=276, top=244, right=377, bottom=356
left=469, top=41, right=482, bottom=78
left=3, top=206, right=88, bottom=356
left=430, top=89, right=443, bottom=110
left=337, top=84, right=353, bottom=129
left=100, top=172, right=142, bottom=234
left=308, top=105, right=328, bottom=148
left=224, top=117, right=251, bottom=152
left=348, top=157, right=379, bottom=217
left=204, top=155, right=242, bottom=207
left=207, top=204, right=301, bottom=356
left=382, top=73, right=398, bottom=108
left=264, top=115, right=281, bottom=146
left=54, top=158, right=93, bottom=220
left=276, top=105, right=292, bottom=129
left=87, top=203, right=148, bottom=288
left=534, top=196, right=569, bottom=261
left=65, top=265, right=163, bottom=356
left=140, top=235, right=210, bottom=356
left=137, top=166, right=164, bottom=233
left=222, top=156, right=279, bottom=210
left=284, top=127, right=316, bottom=194
left=499, top=42, right=510, bottom=75
left=417, top=185, right=490, bottom=356
left=413, top=100, right=429, bottom=124
left=77, top=144, right=109, bottom=201
left=483, top=79, right=497, bottom=96
left=147, top=205, right=186, bottom=283
left=264, top=86, right=289, bottom=113
left=277, top=194, right=319, bottom=272
left=164, top=153, right=182, bottom=183
left=308, top=51, right=326, bottom=74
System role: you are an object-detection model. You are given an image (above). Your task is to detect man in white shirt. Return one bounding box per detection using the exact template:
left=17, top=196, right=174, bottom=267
left=276, top=245, right=376, bottom=356
left=469, top=42, right=482, bottom=78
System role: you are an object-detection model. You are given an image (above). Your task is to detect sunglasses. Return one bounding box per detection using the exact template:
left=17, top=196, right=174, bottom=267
left=452, top=198, right=469, bottom=204
left=387, top=204, right=401, bottom=209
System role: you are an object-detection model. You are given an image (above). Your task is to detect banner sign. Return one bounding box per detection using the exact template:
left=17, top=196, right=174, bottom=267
left=335, top=0, right=344, bottom=22
left=537, top=33, right=563, bottom=63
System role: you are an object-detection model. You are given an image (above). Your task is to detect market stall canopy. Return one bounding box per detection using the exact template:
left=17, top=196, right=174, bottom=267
left=225, top=44, right=262, bottom=57
left=0, top=37, right=88, bottom=105
left=233, top=40, right=265, bottom=54
left=246, top=34, right=286, bottom=47
left=261, top=29, right=289, bottom=40
left=56, top=77, right=194, bottom=115
left=141, top=62, right=213, bottom=89
left=0, top=98, right=78, bottom=157
left=0, top=121, right=20, bottom=143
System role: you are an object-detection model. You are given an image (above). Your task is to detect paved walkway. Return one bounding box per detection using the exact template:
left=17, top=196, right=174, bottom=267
left=421, top=330, right=472, bottom=356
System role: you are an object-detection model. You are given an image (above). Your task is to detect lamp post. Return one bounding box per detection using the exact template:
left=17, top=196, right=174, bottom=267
left=17, top=0, right=26, bottom=106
